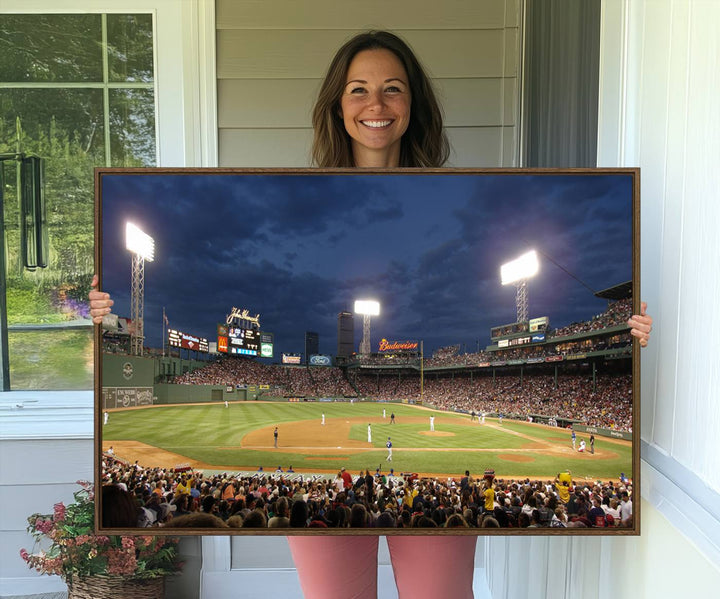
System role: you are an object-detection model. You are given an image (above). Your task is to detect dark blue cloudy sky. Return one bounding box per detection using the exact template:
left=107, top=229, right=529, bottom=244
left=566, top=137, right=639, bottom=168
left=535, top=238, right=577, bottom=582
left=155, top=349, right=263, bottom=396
left=100, top=171, right=634, bottom=359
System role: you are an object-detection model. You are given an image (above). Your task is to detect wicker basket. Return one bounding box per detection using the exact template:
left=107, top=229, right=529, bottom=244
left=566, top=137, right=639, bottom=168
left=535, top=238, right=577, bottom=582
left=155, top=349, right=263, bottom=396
left=67, top=575, right=165, bottom=599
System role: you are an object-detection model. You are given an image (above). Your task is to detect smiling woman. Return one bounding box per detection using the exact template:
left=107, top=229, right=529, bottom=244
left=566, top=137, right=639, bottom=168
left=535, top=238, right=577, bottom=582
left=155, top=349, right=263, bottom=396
left=339, top=48, right=412, bottom=167
left=311, top=31, right=448, bottom=168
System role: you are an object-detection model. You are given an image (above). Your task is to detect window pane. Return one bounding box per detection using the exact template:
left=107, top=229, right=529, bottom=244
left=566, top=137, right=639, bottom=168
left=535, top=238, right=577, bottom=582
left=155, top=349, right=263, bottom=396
left=107, top=14, right=155, bottom=83
left=8, top=329, right=94, bottom=390
left=109, top=88, right=157, bottom=166
left=1, top=87, right=98, bottom=391
left=1, top=88, right=102, bottom=280
left=0, top=89, right=106, bottom=165
left=0, top=14, right=102, bottom=82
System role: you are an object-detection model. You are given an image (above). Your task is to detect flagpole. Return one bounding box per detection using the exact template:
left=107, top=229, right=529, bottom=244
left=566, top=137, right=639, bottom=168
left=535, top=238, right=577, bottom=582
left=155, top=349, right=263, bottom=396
left=162, top=307, right=166, bottom=357
left=420, top=340, right=424, bottom=404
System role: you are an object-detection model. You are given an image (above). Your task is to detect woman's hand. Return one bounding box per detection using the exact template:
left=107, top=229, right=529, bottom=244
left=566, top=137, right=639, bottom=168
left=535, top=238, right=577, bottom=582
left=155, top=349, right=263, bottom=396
left=627, top=301, right=652, bottom=348
left=89, top=274, right=114, bottom=324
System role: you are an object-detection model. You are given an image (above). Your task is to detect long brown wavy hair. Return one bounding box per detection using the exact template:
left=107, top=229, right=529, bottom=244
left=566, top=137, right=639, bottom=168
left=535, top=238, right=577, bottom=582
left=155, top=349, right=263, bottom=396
left=311, top=31, right=449, bottom=168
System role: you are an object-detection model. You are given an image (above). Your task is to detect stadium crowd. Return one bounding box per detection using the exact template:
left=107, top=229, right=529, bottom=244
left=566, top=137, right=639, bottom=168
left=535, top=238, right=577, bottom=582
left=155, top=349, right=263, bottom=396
left=234, top=363, right=630, bottom=432
left=350, top=353, right=422, bottom=366
left=172, top=358, right=354, bottom=398
left=422, top=374, right=632, bottom=432
left=552, top=298, right=632, bottom=337
left=101, top=455, right=633, bottom=530
left=423, top=333, right=631, bottom=368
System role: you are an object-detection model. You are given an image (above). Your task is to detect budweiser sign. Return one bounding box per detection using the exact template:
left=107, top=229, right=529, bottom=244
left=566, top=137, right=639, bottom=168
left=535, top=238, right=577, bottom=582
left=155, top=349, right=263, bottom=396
left=378, top=338, right=418, bottom=352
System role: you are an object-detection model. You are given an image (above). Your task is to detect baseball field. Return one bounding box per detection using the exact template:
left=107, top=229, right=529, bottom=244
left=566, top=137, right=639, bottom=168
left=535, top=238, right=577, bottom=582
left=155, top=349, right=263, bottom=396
left=102, top=400, right=632, bottom=481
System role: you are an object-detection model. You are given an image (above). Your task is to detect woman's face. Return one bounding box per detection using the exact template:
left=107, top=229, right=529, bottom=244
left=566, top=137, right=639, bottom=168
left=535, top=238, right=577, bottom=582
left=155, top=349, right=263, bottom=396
left=340, top=48, right=411, bottom=167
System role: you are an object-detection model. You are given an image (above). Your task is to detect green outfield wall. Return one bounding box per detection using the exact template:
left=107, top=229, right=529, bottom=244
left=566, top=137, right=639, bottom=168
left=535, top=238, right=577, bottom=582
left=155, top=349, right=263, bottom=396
left=573, top=423, right=632, bottom=441
left=102, top=354, right=156, bottom=387
left=153, top=383, right=230, bottom=403
left=102, top=353, right=210, bottom=387
left=152, top=383, right=265, bottom=403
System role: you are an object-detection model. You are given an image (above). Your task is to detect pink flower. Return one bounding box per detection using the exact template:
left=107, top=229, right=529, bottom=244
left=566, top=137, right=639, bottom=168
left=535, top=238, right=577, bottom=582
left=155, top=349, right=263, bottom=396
left=53, top=503, right=66, bottom=522
left=106, top=548, right=137, bottom=576
left=19, top=548, right=29, bottom=562
left=43, top=557, right=64, bottom=576
left=34, top=518, right=53, bottom=534
left=121, top=537, right=135, bottom=550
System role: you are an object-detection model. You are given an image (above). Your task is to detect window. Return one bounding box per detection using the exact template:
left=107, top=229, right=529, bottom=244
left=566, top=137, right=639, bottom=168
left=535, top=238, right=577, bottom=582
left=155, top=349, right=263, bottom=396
left=0, top=13, right=156, bottom=389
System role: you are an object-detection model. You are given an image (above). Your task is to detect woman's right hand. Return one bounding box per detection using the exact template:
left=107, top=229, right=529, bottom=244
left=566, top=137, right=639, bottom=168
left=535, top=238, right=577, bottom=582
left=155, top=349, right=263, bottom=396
left=627, top=301, right=653, bottom=348
left=89, top=274, right=114, bottom=324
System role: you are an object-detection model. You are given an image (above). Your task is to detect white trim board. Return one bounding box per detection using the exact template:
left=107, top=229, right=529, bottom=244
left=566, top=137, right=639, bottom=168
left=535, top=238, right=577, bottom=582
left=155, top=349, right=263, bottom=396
left=641, top=448, right=720, bottom=568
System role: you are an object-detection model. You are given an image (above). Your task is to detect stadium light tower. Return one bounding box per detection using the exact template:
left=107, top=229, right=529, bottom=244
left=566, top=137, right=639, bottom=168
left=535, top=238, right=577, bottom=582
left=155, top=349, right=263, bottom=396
left=500, top=249, right=539, bottom=323
left=354, top=299, right=380, bottom=355
left=126, top=222, right=155, bottom=356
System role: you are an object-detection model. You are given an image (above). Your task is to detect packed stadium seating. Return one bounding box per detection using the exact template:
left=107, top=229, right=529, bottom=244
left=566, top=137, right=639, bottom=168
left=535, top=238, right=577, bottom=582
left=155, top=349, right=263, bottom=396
left=102, top=454, right=633, bottom=530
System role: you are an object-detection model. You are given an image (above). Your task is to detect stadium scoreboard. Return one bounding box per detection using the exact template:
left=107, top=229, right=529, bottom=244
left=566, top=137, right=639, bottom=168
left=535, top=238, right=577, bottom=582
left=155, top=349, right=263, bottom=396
left=217, top=323, right=272, bottom=357
left=491, top=316, right=549, bottom=340
left=226, top=326, right=259, bottom=355
left=260, top=332, right=274, bottom=358
left=168, top=328, right=209, bottom=352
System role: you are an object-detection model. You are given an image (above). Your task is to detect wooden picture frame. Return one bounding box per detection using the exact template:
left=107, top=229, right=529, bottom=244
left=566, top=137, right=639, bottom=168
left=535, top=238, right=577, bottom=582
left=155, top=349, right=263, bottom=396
left=95, top=167, right=640, bottom=536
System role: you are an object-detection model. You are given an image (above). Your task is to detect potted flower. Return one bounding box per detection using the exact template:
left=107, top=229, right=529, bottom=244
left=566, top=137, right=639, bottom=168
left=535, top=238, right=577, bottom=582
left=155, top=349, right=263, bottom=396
left=20, top=480, right=182, bottom=599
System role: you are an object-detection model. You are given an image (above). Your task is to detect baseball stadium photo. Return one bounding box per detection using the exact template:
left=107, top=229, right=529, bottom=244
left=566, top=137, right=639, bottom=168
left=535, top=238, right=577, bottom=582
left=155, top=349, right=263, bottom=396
left=97, top=168, right=638, bottom=534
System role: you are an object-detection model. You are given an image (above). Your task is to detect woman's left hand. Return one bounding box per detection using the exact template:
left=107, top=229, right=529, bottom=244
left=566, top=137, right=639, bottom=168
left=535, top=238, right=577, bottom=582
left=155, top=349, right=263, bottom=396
left=627, top=301, right=652, bottom=348
left=89, top=274, right=114, bottom=324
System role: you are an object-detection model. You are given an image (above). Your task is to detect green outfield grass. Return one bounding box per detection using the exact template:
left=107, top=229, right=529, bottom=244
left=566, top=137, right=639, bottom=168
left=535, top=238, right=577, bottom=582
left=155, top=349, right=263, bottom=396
left=103, top=401, right=632, bottom=480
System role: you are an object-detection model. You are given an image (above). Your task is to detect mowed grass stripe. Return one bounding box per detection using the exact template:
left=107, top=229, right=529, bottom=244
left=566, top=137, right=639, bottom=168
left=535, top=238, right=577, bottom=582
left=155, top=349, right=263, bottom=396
left=348, top=423, right=528, bottom=450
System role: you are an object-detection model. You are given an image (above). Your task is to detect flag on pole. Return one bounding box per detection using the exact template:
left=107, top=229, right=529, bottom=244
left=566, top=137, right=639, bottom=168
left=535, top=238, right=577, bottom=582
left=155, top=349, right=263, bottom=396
left=162, top=308, right=168, bottom=357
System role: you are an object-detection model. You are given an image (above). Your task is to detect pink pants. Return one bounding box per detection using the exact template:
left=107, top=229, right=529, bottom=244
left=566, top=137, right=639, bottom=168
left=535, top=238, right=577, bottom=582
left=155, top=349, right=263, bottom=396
left=287, top=535, right=477, bottom=599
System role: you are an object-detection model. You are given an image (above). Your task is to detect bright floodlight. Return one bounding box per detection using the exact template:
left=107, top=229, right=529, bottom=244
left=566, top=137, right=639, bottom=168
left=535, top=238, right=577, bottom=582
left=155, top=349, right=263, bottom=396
left=126, top=222, right=155, bottom=261
left=501, top=250, right=538, bottom=285
left=354, top=300, right=380, bottom=316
